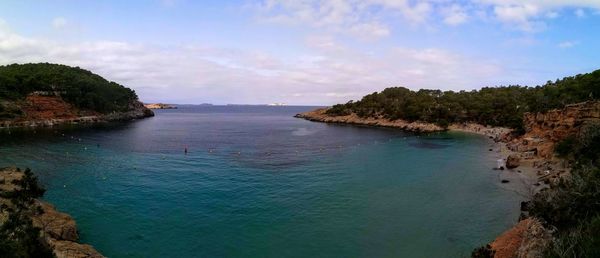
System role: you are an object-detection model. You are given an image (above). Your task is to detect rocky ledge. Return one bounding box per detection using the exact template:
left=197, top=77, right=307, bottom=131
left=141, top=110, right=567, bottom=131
left=295, top=108, right=444, bottom=133
left=0, top=95, right=154, bottom=129
left=1, top=167, right=104, bottom=258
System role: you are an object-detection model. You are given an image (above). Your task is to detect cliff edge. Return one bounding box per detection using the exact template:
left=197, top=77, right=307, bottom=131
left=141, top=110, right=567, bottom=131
left=1, top=167, right=104, bottom=258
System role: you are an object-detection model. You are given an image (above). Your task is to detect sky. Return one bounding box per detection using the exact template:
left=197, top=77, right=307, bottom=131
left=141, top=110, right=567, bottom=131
left=1, top=0, right=599, bottom=105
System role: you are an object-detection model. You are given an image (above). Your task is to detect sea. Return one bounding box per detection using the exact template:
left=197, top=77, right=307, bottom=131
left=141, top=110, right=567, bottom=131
left=0, top=105, right=527, bottom=257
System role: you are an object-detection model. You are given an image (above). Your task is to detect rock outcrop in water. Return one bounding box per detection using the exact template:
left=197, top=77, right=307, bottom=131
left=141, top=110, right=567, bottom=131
left=144, top=103, right=177, bottom=109
left=0, top=167, right=104, bottom=258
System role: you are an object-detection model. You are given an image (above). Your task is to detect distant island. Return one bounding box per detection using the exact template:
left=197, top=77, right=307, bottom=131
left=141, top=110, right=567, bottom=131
left=144, top=103, right=178, bottom=109
left=267, top=103, right=287, bottom=106
left=0, top=63, right=154, bottom=129
left=297, top=69, right=600, bottom=257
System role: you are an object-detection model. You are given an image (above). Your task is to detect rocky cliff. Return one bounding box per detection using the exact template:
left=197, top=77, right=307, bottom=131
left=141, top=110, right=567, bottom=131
left=0, top=95, right=154, bottom=129
left=507, top=101, right=600, bottom=158
left=1, top=167, right=104, bottom=258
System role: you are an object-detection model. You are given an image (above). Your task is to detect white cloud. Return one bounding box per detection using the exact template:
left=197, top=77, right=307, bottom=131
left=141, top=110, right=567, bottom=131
left=476, top=0, right=600, bottom=31
left=0, top=20, right=508, bottom=105
left=558, top=40, right=579, bottom=48
left=52, top=17, right=68, bottom=29
left=545, top=11, right=559, bottom=19
left=256, top=0, right=434, bottom=40
left=441, top=4, right=469, bottom=26
left=256, top=1, right=600, bottom=36
left=348, top=22, right=390, bottom=40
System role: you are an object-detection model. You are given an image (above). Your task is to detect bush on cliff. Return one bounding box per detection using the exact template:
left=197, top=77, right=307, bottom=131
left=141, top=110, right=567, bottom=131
left=543, top=216, right=600, bottom=258
left=0, top=168, right=54, bottom=258
left=527, top=123, right=600, bottom=257
left=0, top=63, right=138, bottom=113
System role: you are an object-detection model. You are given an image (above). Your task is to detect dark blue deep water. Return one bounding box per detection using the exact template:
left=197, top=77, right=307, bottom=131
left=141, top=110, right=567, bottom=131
left=0, top=106, right=524, bottom=257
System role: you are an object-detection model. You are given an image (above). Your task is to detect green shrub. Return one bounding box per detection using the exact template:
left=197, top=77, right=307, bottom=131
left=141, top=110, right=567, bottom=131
left=529, top=167, right=600, bottom=230
left=0, top=168, right=53, bottom=258
left=555, top=136, right=576, bottom=158
left=544, top=216, right=600, bottom=258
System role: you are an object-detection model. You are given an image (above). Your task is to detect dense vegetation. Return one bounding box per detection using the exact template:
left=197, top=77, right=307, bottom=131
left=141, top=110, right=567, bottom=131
left=327, top=69, right=600, bottom=129
left=0, top=63, right=138, bottom=114
left=0, top=168, right=54, bottom=257
left=527, top=123, right=600, bottom=257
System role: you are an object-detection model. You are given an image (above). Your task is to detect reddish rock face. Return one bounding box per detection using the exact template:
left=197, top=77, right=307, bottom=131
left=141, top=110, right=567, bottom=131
left=513, top=101, right=600, bottom=158
left=21, top=95, right=84, bottom=120
left=0, top=94, right=153, bottom=129
left=489, top=218, right=551, bottom=258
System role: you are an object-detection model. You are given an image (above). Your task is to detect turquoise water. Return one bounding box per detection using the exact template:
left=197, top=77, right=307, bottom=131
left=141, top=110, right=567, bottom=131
left=0, top=106, right=524, bottom=257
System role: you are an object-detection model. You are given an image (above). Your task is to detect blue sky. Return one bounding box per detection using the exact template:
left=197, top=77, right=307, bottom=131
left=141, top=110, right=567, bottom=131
left=1, top=0, right=599, bottom=105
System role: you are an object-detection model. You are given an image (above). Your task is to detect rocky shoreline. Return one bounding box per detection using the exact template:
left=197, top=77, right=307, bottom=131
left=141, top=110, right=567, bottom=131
left=294, top=108, right=446, bottom=133
left=0, top=101, right=154, bottom=130
left=296, top=104, right=591, bottom=257
left=1, top=167, right=104, bottom=258
left=295, top=108, right=512, bottom=138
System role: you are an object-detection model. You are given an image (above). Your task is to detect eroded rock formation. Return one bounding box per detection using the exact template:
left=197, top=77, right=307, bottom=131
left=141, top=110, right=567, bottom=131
left=0, top=94, right=154, bottom=129
left=508, top=101, right=600, bottom=158
left=489, top=218, right=552, bottom=258
left=0, top=167, right=104, bottom=258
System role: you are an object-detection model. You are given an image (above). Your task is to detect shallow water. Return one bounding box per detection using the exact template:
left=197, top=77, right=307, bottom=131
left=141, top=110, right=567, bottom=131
left=0, top=106, right=525, bottom=257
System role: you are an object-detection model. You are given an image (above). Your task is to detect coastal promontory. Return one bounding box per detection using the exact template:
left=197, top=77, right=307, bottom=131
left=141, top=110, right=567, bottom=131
left=0, top=63, right=154, bottom=129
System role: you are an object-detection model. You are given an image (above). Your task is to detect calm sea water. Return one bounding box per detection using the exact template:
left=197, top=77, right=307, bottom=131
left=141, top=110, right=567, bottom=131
left=0, top=106, right=525, bottom=257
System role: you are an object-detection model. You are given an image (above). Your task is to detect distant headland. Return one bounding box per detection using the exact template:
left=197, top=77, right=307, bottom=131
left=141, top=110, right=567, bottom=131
left=0, top=63, right=154, bottom=129
left=144, top=103, right=178, bottom=109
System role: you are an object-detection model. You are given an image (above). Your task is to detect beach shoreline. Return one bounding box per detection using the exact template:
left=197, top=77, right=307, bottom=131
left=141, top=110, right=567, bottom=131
left=296, top=107, right=571, bottom=257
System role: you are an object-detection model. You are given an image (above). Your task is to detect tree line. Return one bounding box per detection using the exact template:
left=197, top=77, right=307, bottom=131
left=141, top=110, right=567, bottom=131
left=326, top=69, right=600, bottom=130
left=0, top=63, right=138, bottom=114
